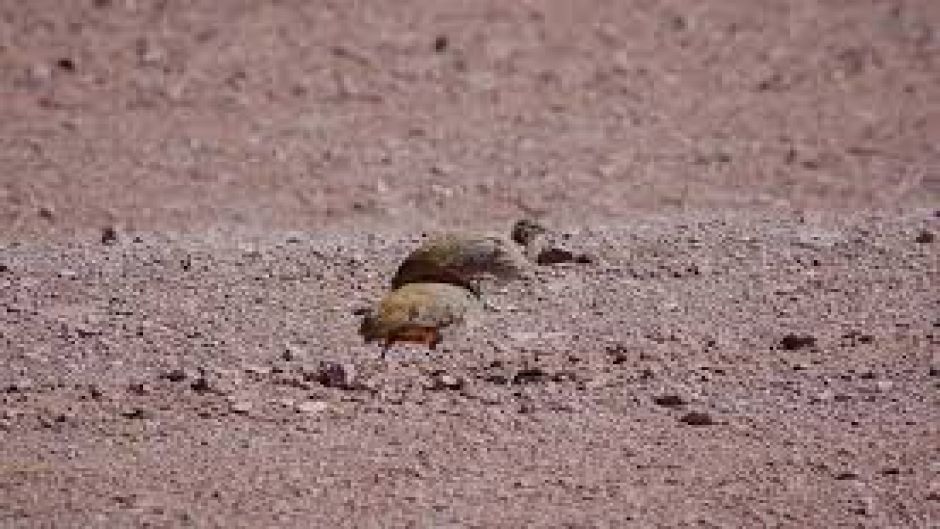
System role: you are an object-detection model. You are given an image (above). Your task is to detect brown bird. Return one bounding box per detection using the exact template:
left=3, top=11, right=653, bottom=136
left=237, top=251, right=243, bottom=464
left=391, top=233, right=531, bottom=295
left=359, top=282, right=482, bottom=358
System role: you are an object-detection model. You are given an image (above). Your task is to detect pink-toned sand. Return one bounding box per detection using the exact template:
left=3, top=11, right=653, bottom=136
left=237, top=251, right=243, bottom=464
left=1, top=1, right=938, bottom=527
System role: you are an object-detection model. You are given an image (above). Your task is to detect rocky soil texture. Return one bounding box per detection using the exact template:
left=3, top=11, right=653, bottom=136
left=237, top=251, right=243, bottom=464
left=1, top=1, right=938, bottom=528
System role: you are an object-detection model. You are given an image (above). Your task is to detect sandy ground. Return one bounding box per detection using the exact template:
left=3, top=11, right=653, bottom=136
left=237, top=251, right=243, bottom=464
left=1, top=1, right=939, bottom=527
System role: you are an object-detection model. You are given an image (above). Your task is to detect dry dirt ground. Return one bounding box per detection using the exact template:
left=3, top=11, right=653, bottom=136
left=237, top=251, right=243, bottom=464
left=1, top=1, right=939, bottom=528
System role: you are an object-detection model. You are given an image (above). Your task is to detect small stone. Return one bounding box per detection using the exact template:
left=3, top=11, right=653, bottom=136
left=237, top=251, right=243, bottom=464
left=120, top=407, right=150, bottom=420
left=653, top=394, right=686, bottom=407
left=834, top=471, right=859, bottom=481
left=6, top=378, right=34, bottom=393
left=678, top=411, right=715, bottom=426
left=190, top=373, right=212, bottom=393
left=227, top=399, right=252, bottom=414
left=243, top=364, right=271, bottom=376
left=926, top=491, right=940, bottom=501
left=162, top=368, right=190, bottom=383
left=536, top=247, right=577, bottom=265
left=282, top=345, right=304, bottom=362
left=317, top=361, right=357, bottom=389
left=127, top=381, right=151, bottom=395
left=430, top=373, right=463, bottom=391
left=100, top=226, right=118, bottom=245
left=880, top=467, right=900, bottom=475
left=57, top=269, right=77, bottom=279
left=512, top=367, right=547, bottom=385
left=875, top=380, right=893, bottom=392
left=295, top=400, right=329, bottom=414
left=914, top=230, right=934, bottom=244
left=432, top=35, right=449, bottom=53
left=929, top=367, right=940, bottom=377
left=38, top=206, right=55, bottom=219
left=55, top=57, right=75, bottom=72
left=511, top=218, right=548, bottom=247
left=779, top=333, right=816, bottom=351
left=88, top=384, right=105, bottom=400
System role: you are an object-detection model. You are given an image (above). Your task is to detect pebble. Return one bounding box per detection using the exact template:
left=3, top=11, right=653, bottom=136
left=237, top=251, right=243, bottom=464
left=227, top=399, right=253, bottom=415
left=678, top=411, right=715, bottom=426
left=431, top=373, right=463, bottom=391
left=317, top=361, right=357, bottom=389
left=779, top=333, right=816, bottom=351
left=295, top=400, right=329, bottom=414
left=914, top=229, right=934, bottom=244
left=653, top=394, right=686, bottom=407
left=834, top=471, right=859, bottom=481
left=162, top=368, right=192, bottom=383
left=100, top=226, right=118, bottom=245
left=512, top=367, right=547, bottom=385
left=243, top=364, right=271, bottom=376
left=282, top=345, right=305, bottom=362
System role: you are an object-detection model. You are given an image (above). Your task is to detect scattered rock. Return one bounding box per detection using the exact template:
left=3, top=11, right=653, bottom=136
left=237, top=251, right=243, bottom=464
left=914, top=229, right=934, bottom=244
left=433, top=35, right=449, bottom=53
left=779, top=333, right=816, bottom=351
left=127, top=381, right=151, bottom=395
left=430, top=372, right=463, bottom=390
left=316, top=361, right=357, bottom=390
left=678, top=411, right=715, bottom=426
left=880, top=467, right=900, bottom=476
left=295, top=400, right=329, bottom=414
left=834, top=471, right=859, bottom=481
left=5, top=378, right=34, bottom=393
left=120, top=407, right=150, bottom=420
left=88, top=384, right=105, bottom=400
left=243, top=364, right=271, bottom=376
left=512, top=367, right=547, bottom=385
left=100, top=226, right=118, bottom=245
left=536, top=247, right=577, bottom=265
left=929, top=366, right=940, bottom=377
left=282, top=344, right=305, bottom=362
left=38, top=206, right=55, bottom=219
left=653, top=394, right=687, bottom=407
left=55, top=57, right=76, bottom=72
left=227, top=398, right=253, bottom=415
left=875, top=380, right=893, bottom=392
left=511, top=218, right=548, bottom=247
left=162, top=368, right=191, bottom=383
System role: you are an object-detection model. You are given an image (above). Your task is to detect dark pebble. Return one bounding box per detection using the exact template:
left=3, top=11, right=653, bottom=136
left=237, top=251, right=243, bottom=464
left=100, top=226, right=118, bottom=245
left=317, top=361, right=357, bottom=390
left=653, top=394, right=686, bottom=407
left=678, top=411, right=714, bottom=426
left=433, top=35, right=449, bottom=53
left=779, top=333, right=816, bottom=351
left=536, top=247, right=577, bottom=265
left=914, top=230, right=934, bottom=244
left=512, top=367, right=547, bottom=385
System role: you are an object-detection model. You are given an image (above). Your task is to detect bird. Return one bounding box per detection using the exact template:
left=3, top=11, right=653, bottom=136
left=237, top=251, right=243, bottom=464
left=390, top=233, right=531, bottom=295
left=358, top=282, right=482, bottom=358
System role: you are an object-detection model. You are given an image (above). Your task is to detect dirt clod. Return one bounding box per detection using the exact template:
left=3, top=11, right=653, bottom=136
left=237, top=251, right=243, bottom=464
left=679, top=411, right=715, bottom=426
left=779, top=333, right=817, bottom=351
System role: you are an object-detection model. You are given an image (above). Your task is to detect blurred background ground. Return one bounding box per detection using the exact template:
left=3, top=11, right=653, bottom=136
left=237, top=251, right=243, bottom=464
left=0, top=1, right=938, bottom=528
left=1, top=0, right=937, bottom=241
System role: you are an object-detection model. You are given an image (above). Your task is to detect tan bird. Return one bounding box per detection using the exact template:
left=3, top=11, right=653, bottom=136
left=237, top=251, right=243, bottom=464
left=359, top=282, right=482, bottom=358
left=391, top=234, right=531, bottom=295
